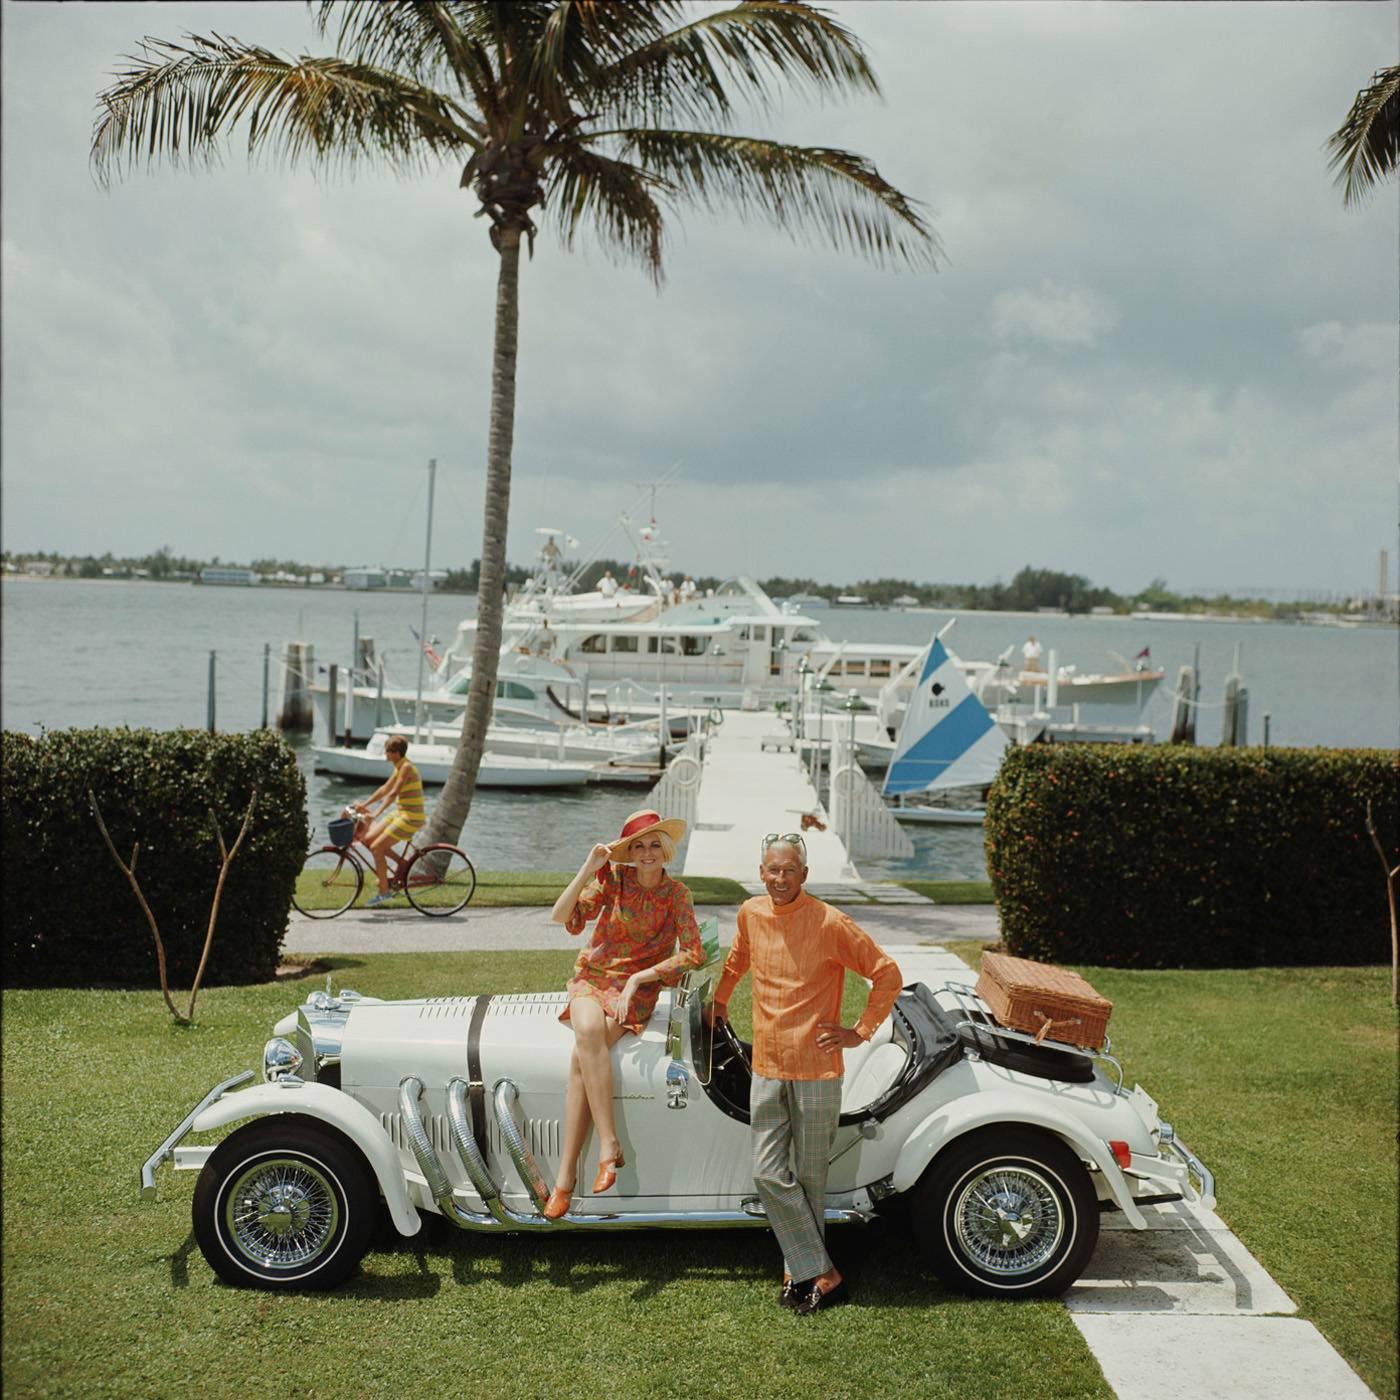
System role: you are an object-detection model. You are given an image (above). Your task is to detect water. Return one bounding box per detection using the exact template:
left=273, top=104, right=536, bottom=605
left=4, top=579, right=1396, bottom=878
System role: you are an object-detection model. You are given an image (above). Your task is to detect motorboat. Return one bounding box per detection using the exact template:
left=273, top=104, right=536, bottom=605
left=312, top=731, right=594, bottom=789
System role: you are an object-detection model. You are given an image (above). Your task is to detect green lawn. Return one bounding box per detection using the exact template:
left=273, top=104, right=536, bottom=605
left=6, top=954, right=1392, bottom=1399
left=949, top=945, right=1398, bottom=1399
left=2, top=952, right=1106, bottom=1400
left=294, top=867, right=752, bottom=912
left=898, top=880, right=994, bottom=904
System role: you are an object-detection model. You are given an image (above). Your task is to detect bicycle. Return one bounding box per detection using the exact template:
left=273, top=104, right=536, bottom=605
left=292, top=811, right=476, bottom=919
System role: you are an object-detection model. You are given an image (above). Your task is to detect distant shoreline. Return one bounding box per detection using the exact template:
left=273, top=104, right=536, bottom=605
left=4, top=573, right=1393, bottom=629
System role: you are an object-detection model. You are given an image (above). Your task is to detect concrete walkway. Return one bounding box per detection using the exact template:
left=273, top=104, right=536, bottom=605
left=886, top=944, right=1376, bottom=1400
left=281, top=898, right=999, bottom=956
left=682, top=710, right=857, bottom=882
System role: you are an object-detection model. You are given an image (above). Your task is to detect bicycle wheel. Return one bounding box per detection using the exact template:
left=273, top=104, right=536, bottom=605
left=403, top=844, right=477, bottom=917
left=293, top=846, right=364, bottom=918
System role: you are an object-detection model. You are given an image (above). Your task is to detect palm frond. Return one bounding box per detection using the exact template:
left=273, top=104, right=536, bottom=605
left=602, top=127, right=938, bottom=269
left=544, top=142, right=667, bottom=277
left=315, top=1, right=493, bottom=126
left=1328, top=64, right=1400, bottom=206
left=91, top=32, right=475, bottom=185
left=593, top=1, right=881, bottom=131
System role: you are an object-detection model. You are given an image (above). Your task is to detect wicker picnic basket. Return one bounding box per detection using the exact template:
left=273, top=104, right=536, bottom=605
left=975, top=952, right=1113, bottom=1050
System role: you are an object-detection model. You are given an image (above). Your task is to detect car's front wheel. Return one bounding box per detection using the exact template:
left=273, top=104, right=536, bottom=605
left=910, top=1126, right=1099, bottom=1298
left=192, top=1120, right=376, bottom=1290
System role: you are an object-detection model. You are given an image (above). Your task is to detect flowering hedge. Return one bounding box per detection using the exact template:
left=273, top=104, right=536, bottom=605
left=2, top=728, right=306, bottom=988
left=984, top=745, right=1398, bottom=968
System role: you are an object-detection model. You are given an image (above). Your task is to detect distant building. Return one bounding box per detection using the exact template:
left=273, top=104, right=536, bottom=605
left=343, top=567, right=388, bottom=590
left=25, top=560, right=54, bottom=577
left=199, top=566, right=259, bottom=586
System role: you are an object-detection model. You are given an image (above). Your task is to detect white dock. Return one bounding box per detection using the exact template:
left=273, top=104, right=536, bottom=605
left=681, top=711, right=859, bottom=883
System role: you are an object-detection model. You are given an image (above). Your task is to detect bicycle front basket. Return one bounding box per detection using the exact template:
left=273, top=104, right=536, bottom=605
left=328, top=817, right=356, bottom=848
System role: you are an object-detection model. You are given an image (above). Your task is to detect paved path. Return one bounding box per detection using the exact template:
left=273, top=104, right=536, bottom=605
left=282, top=898, right=999, bottom=955
left=887, top=944, right=1376, bottom=1400
left=683, top=710, right=858, bottom=882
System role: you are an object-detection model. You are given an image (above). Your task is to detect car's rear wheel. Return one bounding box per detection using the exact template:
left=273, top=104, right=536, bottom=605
left=192, top=1121, right=376, bottom=1290
left=910, top=1126, right=1099, bottom=1297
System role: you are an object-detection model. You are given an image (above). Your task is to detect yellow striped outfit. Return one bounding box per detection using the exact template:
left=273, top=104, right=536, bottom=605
left=383, top=762, right=426, bottom=842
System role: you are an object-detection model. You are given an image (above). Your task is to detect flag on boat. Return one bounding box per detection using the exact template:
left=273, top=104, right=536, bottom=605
left=881, top=636, right=1008, bottom=796
left=1134, top=646, right=1150, bottom=660
left=409, top=625, right=442, bottom=669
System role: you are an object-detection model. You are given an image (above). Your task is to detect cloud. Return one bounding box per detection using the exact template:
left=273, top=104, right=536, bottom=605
left=991, top=281, right=1119, bottom=348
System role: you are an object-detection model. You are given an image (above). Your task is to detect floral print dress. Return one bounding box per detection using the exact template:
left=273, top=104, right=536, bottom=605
left=561, top=865, right=705, bottom=1035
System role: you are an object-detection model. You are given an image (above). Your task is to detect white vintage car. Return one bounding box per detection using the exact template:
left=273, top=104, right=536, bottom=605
left=142, top=931, right=1214, bottom=1298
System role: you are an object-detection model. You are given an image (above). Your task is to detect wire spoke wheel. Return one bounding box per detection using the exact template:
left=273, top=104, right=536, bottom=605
left=225, top=1157, right=341, bottom=1271
left=292, top=846, right=363, bottom=918
left=403, top=844, right=476, bottom=916
left=952, top=1166, right=1065, bottom=1275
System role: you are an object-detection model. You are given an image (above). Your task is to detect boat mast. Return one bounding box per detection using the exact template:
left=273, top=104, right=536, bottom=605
left=413, top=458, right=436, bottom=742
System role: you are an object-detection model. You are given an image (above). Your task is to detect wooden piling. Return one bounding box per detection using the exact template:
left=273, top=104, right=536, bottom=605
left=276, top=641, right=315, bottom=732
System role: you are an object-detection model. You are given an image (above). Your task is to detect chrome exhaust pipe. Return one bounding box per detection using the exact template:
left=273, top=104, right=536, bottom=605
left=398, top=1077, right=499, bottom=1230
left=446, top=1078, right=557, bottom=1230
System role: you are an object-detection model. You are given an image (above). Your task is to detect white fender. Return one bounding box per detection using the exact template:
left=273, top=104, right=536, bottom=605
left=191, top=1082, right=421, bottom=1237
left=892, top=1088, right=1147, bottom=1229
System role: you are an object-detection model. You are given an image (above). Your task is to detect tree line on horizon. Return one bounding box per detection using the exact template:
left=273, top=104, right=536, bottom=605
left=3, top=548, right=1359, bottom=616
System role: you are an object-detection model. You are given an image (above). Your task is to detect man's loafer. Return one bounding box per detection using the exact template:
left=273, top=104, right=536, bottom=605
left=780, top=1277, right=810, bottom=1309
left=794, top=1280, right=849, bottom=1316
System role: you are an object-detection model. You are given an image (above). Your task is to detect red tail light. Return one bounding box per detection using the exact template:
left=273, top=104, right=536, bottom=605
left=1108, top=1139, right=1132, bottom=1170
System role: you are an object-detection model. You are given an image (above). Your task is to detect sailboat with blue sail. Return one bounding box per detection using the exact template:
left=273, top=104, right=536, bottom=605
left=881, top=634, right=1008, bottom=825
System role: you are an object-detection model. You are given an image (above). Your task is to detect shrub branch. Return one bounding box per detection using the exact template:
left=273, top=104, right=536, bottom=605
left=89, top=789, right=185, bottom=1023
left=1363, top=798, right=1399, bottom=1007
left=186, top=788, right=259, bottom=1021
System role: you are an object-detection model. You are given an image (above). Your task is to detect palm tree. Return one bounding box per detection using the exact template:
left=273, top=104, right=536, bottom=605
left=1329, top=63, right=1400, bottom=205
left=92, top=1, right=937, bottom=845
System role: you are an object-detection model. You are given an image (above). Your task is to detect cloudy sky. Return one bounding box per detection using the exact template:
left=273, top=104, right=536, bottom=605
left=2, top=0, right=1395, bottom=595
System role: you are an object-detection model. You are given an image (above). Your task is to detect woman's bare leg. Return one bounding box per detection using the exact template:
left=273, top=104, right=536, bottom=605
left=569, top=997, right=628, bottom=1164
left=366, top=828, right=395, bottom=894
left=554, top=1049, right=589, bottom=1193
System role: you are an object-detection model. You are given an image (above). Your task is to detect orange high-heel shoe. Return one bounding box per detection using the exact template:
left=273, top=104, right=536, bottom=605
left=543, top=1187, right=573, bottom=1220
left=591, top=1153, right=625, bottom=1194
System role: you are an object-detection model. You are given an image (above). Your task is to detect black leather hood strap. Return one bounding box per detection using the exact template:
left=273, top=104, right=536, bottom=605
left=466, top=993, right=493, bottom=1155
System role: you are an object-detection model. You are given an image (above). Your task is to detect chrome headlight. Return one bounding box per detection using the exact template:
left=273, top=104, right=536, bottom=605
left=263, top=1037, right=304, bottom=1083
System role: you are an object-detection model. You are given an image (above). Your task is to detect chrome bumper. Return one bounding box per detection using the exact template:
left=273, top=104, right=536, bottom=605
left=140, top=1070, right=255, bottom=1200
left=1162, top=1134, right=1216, bottom=1211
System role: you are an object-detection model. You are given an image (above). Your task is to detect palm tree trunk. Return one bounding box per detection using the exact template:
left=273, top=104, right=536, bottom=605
left=428, top=227, right=522, bottom=846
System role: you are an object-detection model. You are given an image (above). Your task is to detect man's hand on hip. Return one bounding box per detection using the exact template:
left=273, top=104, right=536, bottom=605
left=816, top=1022, right=862, bottom=1052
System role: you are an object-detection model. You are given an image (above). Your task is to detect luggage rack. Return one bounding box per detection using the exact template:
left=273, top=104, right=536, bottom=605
left=940, top=981, right=1126, bottom=1093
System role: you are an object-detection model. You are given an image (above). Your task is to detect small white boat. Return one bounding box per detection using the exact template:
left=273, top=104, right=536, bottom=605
left=888, top=798, right=987, bottom=826
left=312, top=732, right=592, bottom=788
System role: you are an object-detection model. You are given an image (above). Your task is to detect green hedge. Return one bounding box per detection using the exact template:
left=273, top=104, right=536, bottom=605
left=2, top=728, right=306, bottom=988
left=984, top=745, right=1399, bottom=968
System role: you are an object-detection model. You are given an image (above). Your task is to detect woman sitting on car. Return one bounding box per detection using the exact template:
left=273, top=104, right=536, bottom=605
left=545, top=810, right=704, bottom=1219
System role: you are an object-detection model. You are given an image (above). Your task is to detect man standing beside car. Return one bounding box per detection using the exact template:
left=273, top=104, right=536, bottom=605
left=708, top=833, right=902, bottom=1315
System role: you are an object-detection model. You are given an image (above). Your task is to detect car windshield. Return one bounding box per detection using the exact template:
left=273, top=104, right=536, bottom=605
left=683, top=916, right=723, bottom=1084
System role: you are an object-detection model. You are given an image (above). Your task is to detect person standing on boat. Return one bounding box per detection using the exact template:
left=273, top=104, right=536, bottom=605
left=351, top=735, right=425, bottom=907
left=1022, top=634, right=1044, bottom=672
left=708, top=834, right=901, bottom=1316
left=545, top=810, right=705, bottom=1219
left=598, top=569, right=618, bottom=598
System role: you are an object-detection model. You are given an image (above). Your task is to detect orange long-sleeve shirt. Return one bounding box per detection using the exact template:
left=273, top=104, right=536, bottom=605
left=714, top=891, right=903, bottom=1081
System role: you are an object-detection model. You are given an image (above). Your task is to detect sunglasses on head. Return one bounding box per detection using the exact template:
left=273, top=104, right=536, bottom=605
left=761, top=832, right=807, bottom=859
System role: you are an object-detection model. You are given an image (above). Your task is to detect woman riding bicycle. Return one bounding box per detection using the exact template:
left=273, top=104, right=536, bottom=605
left=349, top=735, right=425, bottom=907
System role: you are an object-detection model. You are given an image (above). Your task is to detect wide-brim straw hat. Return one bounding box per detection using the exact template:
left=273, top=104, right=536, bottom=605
left=605, top=809, right=687, bottom=863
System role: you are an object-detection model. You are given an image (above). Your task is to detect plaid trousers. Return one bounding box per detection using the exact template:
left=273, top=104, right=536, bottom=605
left=749, top=1073, right=843, bottom=1282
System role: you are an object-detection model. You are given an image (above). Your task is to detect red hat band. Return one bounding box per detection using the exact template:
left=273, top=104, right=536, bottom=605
left=617, top=810, right=662, bottom=842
